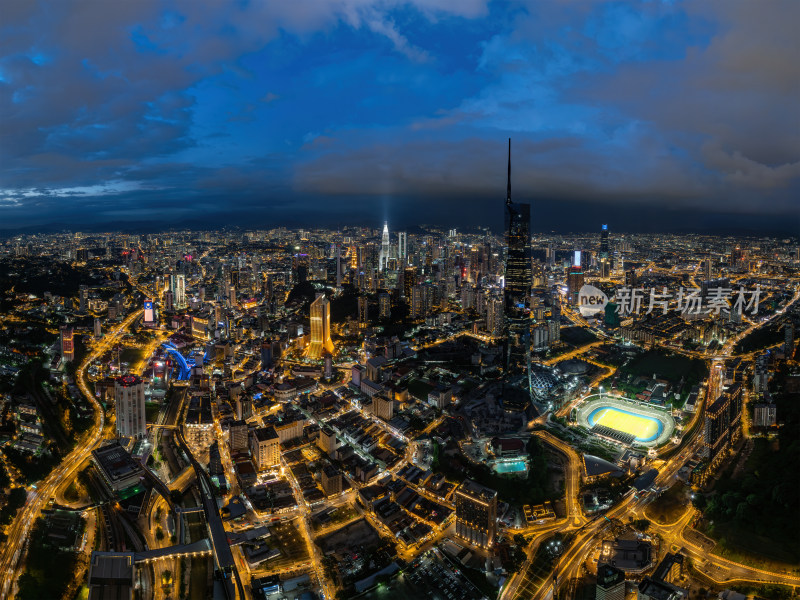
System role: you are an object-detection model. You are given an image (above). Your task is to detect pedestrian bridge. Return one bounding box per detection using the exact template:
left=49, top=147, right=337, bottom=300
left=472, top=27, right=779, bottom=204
left=134, top=538, right=212, bottom=563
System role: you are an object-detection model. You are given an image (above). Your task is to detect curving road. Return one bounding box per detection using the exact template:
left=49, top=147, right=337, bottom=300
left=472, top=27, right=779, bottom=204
left=0, top=309, right=143, bottom=599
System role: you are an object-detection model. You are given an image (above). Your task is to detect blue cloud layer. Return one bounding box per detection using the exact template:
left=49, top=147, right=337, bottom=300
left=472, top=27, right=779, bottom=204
left=0, top=0, right=798, bottom=230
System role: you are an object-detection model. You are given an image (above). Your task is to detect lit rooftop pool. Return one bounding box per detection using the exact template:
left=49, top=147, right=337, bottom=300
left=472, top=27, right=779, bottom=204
left=494, top=460, right=527, bottom=474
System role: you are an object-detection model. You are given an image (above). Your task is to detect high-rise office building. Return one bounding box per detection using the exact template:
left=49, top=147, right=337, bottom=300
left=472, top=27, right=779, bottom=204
left=704, top=393, right=730, bottom=467
left=727, top=382, right=743, bottom=445
left=455, top=479, right=498, bottom=548
left=397, top=232, right=407, bottom=264
left=785, top=321, right=795, bottom=356
left=307, top=294, right=335, bottom=359
left=60, top=326, right=75, bottom=362
left=163, top=289, right=174, bottom=312
left=599, top=225, right=610, bottom=278
left=378, top=292, right=391, bottom=319
left=335, top=243, right=342, bottom=288
left=567, top=265, right=585, bottom=305
left=174, top=274, right=187, bottom=310
left=115, top=375, right=146, bottom=439
left=79, top=284, right=89, bottom=313
left=358, top=296, right=369, bottom=328
left=250, top=427, right=280, bottom=470
left=487, top=294, right=504, bottom=337
left=94, top=318, right=102, bottom=339
left=411, top=285, right=425, bottom=319
left=229, top=420, right=249, bottom=454
left=402, top=267, right=418, bottom=299
left=596, top=563, right=625, bottom=600
left=502, top=139, right=532, bottom=411
left=703, top=259, right=713, bottom=282
left=378, top=222, right=390, bottom=271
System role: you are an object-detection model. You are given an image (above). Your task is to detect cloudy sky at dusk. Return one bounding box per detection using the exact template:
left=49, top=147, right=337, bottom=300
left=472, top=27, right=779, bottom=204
left=1, top=0, right=798, bottom=233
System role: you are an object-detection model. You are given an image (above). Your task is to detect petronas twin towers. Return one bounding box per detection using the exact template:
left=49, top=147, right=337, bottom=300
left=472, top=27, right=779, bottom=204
left=503, top=139, right=533, bottom=412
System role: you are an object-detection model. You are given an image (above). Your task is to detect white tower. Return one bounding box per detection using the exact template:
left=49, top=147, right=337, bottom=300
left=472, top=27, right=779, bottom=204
left=175, top=274, right=187, bottom=310
left=379, top=222, right=390, bottom=271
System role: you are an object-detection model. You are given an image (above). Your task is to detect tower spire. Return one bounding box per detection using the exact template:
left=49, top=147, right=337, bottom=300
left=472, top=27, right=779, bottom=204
left=506, top=138, right=511, bottom=205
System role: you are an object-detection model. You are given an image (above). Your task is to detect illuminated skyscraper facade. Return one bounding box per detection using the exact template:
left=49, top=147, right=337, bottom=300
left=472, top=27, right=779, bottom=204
left=60, top=326, right=75, bottom=362
left=503, top=139, right=532, bottom=411
left=379, top=222, right=390, bottom=271
left=397, top=231, right=407, bottom=264
left=455, top=479, right=498, bottom=548
left=174, top=273, right=187, bottom=310
left=307, top=294, right=335, bottom=359
left=599, top=224, right=610, bottom=278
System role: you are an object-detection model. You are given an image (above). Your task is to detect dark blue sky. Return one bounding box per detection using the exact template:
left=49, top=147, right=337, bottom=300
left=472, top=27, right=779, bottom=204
left=1, top=1, right=799, bottom=233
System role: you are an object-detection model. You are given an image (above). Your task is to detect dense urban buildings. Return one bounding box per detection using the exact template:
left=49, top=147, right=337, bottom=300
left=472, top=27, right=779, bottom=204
left=0, top=222, right=798, bottom=600
left=1, top=2, right=797, bottom=597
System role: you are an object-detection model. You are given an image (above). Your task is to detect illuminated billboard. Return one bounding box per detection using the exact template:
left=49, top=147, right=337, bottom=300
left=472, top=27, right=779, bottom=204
left=144, top=300, right=155, bottom=323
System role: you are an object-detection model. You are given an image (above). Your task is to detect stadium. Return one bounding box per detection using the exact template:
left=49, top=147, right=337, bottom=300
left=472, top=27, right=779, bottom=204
left=575, top=395, right=675, bottom=448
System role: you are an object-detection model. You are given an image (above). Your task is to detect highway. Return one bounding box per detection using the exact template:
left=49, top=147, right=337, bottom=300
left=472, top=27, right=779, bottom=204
left=0, top=308, right=142, bottom=599
left=499, top=285, right=800, bottom=600
left=174, top=428, right=245, bottom=600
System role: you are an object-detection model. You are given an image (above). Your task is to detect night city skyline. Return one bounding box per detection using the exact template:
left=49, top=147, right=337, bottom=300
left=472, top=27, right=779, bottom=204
left=1, top=3, right=800, bottom=600
left=2, top=0, right=799, bottom=233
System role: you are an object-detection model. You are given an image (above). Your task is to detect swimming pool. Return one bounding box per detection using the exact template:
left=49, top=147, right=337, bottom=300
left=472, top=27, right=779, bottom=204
left=494, top=460, right=528, bottom=474
left=587, top=405, right=663, bottom=443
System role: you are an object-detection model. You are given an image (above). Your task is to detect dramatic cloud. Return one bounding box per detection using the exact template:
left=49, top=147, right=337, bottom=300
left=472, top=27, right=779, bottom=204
left=0, top=0, right=798, bottom=231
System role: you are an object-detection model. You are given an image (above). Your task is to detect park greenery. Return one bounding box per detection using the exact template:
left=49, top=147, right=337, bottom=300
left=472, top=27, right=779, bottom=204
left=16, top=517, right=83, bottom=600
left=432, top=436, right=551, bottom=506
left=694, top=365, right=800, bottom=564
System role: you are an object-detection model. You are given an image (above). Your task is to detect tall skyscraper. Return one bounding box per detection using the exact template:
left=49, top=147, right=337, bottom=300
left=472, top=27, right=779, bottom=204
left=402, top=266, right=418, bottom=299
left=79, top=284, right=89, bottom=313
left=115, top=375, right=146, bottom=439
left=379, top=222, right=390, bottom=271
left=358, top=296, right=369, bottom=328
left=703, top=258, right=713, bottom=282
left=785, top=320, right=795, bottom=356
left=704, top=393, right=730, bottom=467
left=378, top=292, right=391, bottom=319
left=503, top=139, right=532, bottom=411
left=335, top=243, right=342, bottom=288
left=174, top=273, right=187, bottom=310
left=487, top=294, right=505, bottom=337
left=60, top=326, right=75, bottom=362
left=94, top=318, right=102, bottom=339
left=599, top=225, right=610, bottom=278
left=307, top=294, right=335, bottom=359
left=455, top=479, right=498, bottom=548
left=567, top=265, right=585, bottom=305
left=397, top=231, right=407, bottom=264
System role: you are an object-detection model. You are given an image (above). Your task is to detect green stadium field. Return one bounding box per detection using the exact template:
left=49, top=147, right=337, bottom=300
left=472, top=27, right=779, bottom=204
left=590, top=407, right=661, bottom=442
